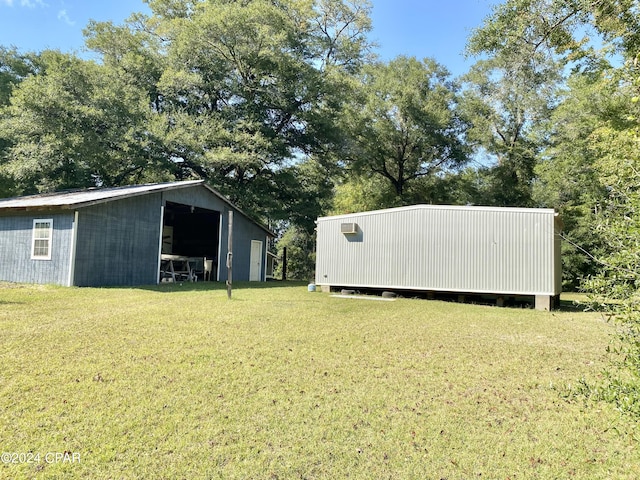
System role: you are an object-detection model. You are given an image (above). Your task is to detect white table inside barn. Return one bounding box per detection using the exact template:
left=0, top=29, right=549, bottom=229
left=160, top=254, right=197, bottom=282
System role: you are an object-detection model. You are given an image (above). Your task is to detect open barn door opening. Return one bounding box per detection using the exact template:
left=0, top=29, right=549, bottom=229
left=161, top=201, right=220, bottom=281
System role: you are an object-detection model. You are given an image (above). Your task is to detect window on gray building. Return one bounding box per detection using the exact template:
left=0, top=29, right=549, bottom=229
left=31, top=219, right=53, bottom=260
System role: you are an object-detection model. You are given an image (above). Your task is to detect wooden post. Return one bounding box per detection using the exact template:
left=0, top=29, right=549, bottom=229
left=226, top=211, right=233, bottom=299
left=282, top=246, right=287, bottom=281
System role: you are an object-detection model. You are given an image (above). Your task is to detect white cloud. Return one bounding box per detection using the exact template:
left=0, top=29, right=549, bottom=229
left=1, top=0, right=48, bottom=7
left=57, top=8, right=74, bottom=25
left=20, top=0, right=47, bottom=7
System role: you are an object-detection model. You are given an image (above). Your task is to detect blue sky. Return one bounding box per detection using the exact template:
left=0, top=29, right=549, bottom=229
left=0, top=0, right=495, bottom=77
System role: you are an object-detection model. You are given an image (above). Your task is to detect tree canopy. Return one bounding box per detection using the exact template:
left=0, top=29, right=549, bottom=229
left=341, top=56, right=468, bottom=202
left=83, top=0, right=373, bottom=220
left=0, top=50, right=171, bottom=196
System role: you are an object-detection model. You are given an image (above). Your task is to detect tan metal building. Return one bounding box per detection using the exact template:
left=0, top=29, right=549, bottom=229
left=315, top=205, right=562, bottom=310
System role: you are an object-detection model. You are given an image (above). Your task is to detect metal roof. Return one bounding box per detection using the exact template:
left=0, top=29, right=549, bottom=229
left=0, top=180, right=274, bottom=236
left=0, top=180, right=206, bottom=210
left=317, top=204, right=559, bottom=222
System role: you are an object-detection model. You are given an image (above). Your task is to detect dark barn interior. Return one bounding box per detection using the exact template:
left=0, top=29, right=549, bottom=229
left=163, top=201, right=220, bottom=265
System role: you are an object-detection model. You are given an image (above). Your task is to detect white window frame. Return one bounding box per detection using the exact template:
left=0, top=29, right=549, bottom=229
left=31, top=218, right=53, bottom=260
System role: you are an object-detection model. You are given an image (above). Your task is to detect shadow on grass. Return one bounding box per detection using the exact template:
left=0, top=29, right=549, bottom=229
left=556, top=295, right=614, bottom=314
left=557, top=298, right=588, bottom=313
left=322, top=287, right=609, bottom=313
left=133, top=280, right=309, bottom=294
left=0, top=283, right=27, bottom=305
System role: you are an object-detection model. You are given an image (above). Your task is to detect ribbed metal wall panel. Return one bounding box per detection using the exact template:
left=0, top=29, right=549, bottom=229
left=0, top=212, right=73, bottom=285
left=315, top=205, right=560, bottom=296
left=0, top=183, right=271, bottom=287
left=73, top=194, right=162, bottom=286
left=163, top=188, right=269, bottom=282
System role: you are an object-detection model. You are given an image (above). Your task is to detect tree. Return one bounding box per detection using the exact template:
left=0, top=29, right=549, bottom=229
left=342, top=56, right=468, bottom=202
left=84, top=0, right=373, bottom=220
left=582, top=100, right=640, bottom=415
left=0, top=48, right=42, bottom=197
left=470, top=0, right=640, bottom=416
left=461, top=57, right=561, bottom=206
left=330, top=175, right=397, bottom=215
left=533, top=71, right=619, bottom=289
left=463, top=0, right=573, bottom=208
left=274, top=224, right=316, bottom=281
left=0, top=47, right=39, bottom=107
left=0, top=51, right=171, bottom=194
left=579, top=1, right=640, bottom=418
left=269, top=157, right=336, bottom=281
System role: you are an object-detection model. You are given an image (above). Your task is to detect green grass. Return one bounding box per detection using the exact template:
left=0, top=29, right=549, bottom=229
left=0, top=282, right=638, bottom=479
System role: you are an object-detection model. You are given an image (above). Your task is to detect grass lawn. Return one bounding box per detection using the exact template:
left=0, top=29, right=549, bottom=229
left=0, top=282, right=638, bottom=479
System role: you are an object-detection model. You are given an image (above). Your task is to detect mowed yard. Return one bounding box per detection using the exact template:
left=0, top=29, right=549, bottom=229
left=0, top=282, right=638, bottom=479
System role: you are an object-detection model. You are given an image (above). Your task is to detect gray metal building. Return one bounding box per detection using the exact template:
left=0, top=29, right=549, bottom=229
left=0, top=180, right=273, bottom=287
left=315, top=205, right=562, bottom=310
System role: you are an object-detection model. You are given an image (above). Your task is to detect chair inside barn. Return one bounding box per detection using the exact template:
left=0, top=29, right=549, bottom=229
left=203, top=258, right=214, bottom=281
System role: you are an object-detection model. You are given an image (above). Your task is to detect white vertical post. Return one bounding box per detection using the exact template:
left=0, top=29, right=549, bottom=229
left=226, top=210, right=233, bottom=299
left=156, top=206, right=165, bottom=284
left=216, top=213, right=223, bottom=281
left=67, top=211, right=79, bottom=287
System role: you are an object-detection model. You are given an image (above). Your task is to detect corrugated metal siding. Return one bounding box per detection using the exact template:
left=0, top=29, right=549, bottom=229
left=0, top=183, right=271, bottom=287
left=216, top=209, right=268, bottom=282
left=162, top=188, right=268, bottom=282
left=0, top=212, right=73, bottom=285
left=73, top=194, right=162, bottom=286
left=0, top=180, right=204, bottom=209
left=315, top=205, right=560, bottom=296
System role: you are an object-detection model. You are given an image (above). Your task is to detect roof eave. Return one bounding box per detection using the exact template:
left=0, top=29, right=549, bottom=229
left=0, top=205, right=74, bottom=214
left=200, top=183, right=275, bottom=238
left=0, top=180, right=276, bottom=237
left=68, top=180, right=207, bottom=210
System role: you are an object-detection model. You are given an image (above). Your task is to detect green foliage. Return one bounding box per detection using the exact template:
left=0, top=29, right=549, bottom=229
left=235, top=157, right=334, bottom=233
left=460, top=54, right=561, bottom=207
left=341, top=56, right=468, bottom=201
left=275, top=225, right=316, bottom=281
left=0, top=0, right=372, bottom=226
left=0, top=48, right=41, bottom=197
left=331, top=168, right=491, bottom=215
left=0, top=51, right=173, bottom=194
left=467, top=0, right=593, bottom=61
left=278, top=158, right=335, bottom=232
left=533, top=72, right=620, bottom=289
left=330, top=175, right=397, bottom=214
left=410, top=168, right=488, bottom=205
left=0, top=47, right=38, bottom=107
left=83, top=16, right=166, bottom=109
left=572, top=51, right=640, bottom=416
left=583, top=153, right=640, bottom=415
left=83, top=0, right=372, bottom=221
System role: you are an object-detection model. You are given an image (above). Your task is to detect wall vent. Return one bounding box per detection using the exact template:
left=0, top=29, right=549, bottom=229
left=340, top=222, right=358, bottom=234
